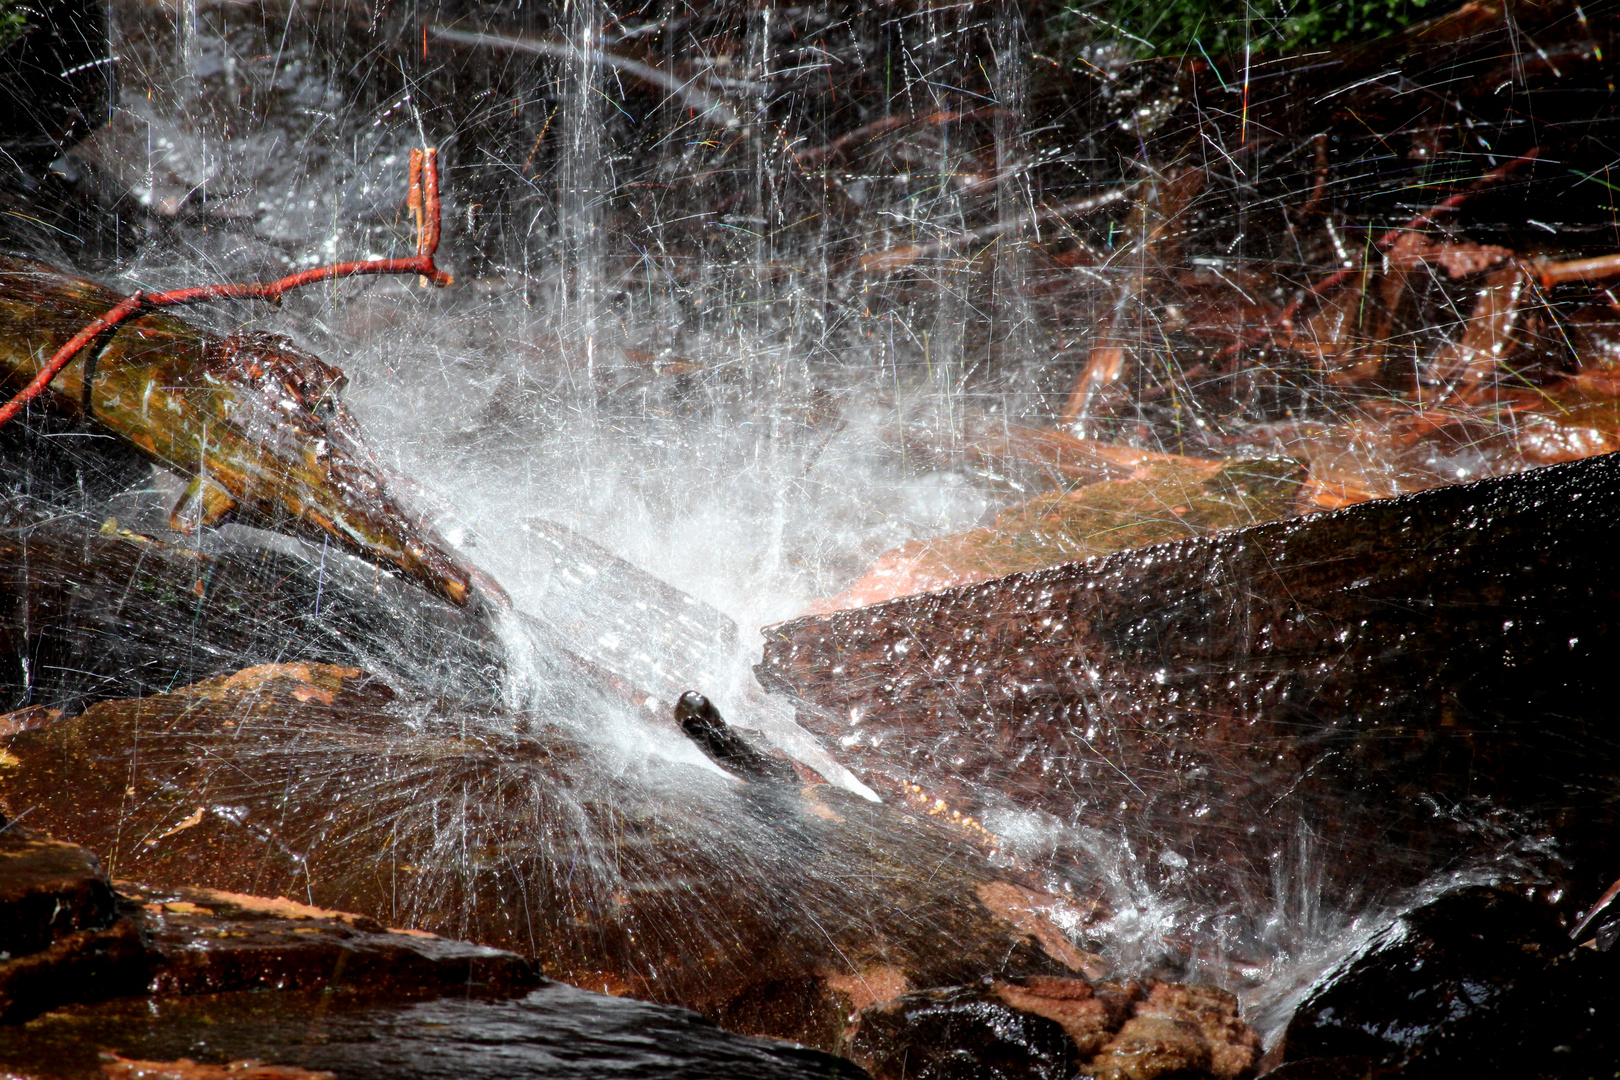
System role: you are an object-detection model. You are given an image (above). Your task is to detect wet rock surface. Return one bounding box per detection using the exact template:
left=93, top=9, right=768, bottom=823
left=850, top=984, right=1083, bottom=1080
left=0, top=0, right=113, bottom=174
left=123, top=881, right=541, bottom=1001
left=0, top=515, right=504, bottom=713
left=0, top=820, right=119, bottom=957
left=0, top=0, right=133, bottom=271
left=0, top=821, right=547, bottom=1026
left=99, top=1057, right=337, bottom=1080
left=0, top=662, right=1110, bottom=1050
left=0, top=821, right=866, bottom=1079
left=0, top=824, right=145, bottom=1023
left=760, top=452, right=1620, bottom=915
left=1276, top=886, right=1620, bottom=1078
left=3, top=984, right=868, bottom=1080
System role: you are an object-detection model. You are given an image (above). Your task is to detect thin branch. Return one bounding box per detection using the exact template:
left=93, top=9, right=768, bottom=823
left=860, top=183, right=1139, bottom=275
left=1536, top=252, right=1620, bottom=287
left=0, top=148, right=453, bottom=429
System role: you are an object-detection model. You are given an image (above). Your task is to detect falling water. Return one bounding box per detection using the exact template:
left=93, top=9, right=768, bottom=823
left=22, top=0, right=1604, bottom=1049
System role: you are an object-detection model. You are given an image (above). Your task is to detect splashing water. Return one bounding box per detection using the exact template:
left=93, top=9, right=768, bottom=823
left=20, top=0, right=1612, bottom=1045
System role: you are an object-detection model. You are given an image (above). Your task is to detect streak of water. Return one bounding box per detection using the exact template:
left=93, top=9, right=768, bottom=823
left=27, top=0, right=1605, bottom=1046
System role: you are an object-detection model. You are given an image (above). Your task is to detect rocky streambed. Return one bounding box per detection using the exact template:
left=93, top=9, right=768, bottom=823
left=2, top=0, right=1620, bottom=1074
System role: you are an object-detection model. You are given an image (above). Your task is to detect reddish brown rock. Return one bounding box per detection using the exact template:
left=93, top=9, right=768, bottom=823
left=122, top=881, right=539, bottom=1001
left=0, top=820, right=542, bottom=1026
left=759, top=452, right=1620, bottom=916
left=99, top=1054, right=335, bottom=1080
left=0, top=822, right=119, bottom=958
left=0, top=915, right=148, bottom=1024
left=1117, top=984, right=1259, bottom=1080
left=0, top=824, right=145, bottom=1023
left=0, top=662, right=1102, bottom=1051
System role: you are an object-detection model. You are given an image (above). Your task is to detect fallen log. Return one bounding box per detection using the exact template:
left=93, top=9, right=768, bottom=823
left=0, top=255, right=480, bottom=610
left=758, top=451, right=1620, bottom=924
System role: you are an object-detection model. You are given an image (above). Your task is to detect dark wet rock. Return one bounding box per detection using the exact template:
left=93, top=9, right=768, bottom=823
left=759, top=452, right=1620, bottom=916
left=0, top=410, right=151, bottom=523
left=2, top=982, right=869, bottom=1080
left=0, top=831, right=863, bottom=1078
left=0, top=822, right=119, bottom=957
left=0, top=914, right=147, bottom=1024
left=1278, top=885, right=1620, bottom=1077
left=848, top=977, right=1257, bottom=1080
left=850, top=984, right=1082, bottom=1080
left=0, top=819, right=543, bottom=1025
left=0, top=0, right=114, bottom=172
left=0, top=662, right=1103, bottom=1050
left=1255, top=1060, right=1370, bottom=1080
left=123, top=881, right=541, bottom=1001
left=1281, top=886, right=1564, bottom=1065
left=9, top=154, right=147, bottom=270
left=0, top=515, right=503, bottom=714
left=0, top=825, right=147, bottom=1024
left=0, top=0, right=130, bottom=270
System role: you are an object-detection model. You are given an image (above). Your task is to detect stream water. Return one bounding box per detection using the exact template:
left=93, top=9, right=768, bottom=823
left=11, top=0, right=1610, bottom=1058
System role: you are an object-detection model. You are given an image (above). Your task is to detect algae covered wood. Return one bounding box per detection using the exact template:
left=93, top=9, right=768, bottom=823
left=0, top=256, right=478, bottom=608
left=0, top=662, right=1104, bottom=1049
left=811, top=455, right=1302, bottom=612
left=759, top=451, right=1620, bottom=911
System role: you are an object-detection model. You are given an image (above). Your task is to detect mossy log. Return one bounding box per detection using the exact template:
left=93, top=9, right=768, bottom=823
left=0, top=256, right=478, bottom=609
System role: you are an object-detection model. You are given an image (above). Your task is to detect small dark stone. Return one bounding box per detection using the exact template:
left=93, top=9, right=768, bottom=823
left=850, top=985, right=1080, bottom=1080
left=675, top=690, right=799, bottom=786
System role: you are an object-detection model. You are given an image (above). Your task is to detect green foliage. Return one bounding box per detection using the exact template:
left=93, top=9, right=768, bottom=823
left=1053, top=0, right=1438, bottom=58
left=0, top=1, right=29, bottom=55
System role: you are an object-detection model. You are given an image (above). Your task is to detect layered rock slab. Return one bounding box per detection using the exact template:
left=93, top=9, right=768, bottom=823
left=759, top=452, right=1620, bottom=914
